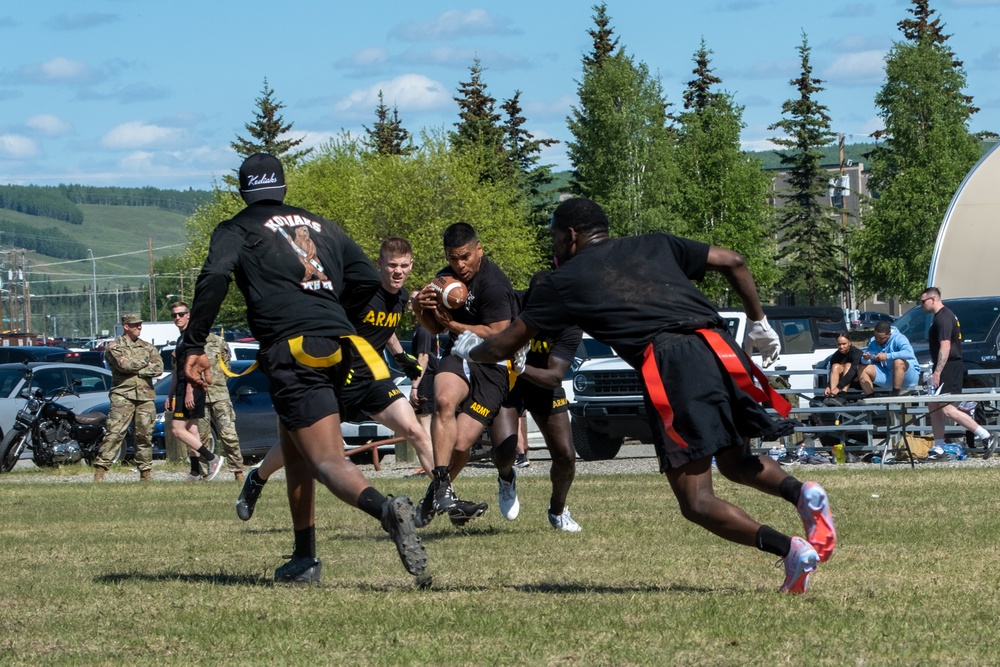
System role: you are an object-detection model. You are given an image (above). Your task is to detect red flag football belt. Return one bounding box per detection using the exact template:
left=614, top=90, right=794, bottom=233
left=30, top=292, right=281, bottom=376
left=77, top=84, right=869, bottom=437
left=641, top=328, right=792, bottom=448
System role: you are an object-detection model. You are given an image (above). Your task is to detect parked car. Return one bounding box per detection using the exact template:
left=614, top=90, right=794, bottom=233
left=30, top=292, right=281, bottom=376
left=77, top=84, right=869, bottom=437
left=0, top=362, right=114, bottom=438
left=0, top=346, right=74, bottom=365
left=892, top=296, right=1000, bottom=388
left=856, top=310, right=896, bottom=329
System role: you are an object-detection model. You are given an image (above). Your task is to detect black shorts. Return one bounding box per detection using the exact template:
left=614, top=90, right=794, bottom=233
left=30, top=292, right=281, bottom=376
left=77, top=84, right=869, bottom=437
left=642, top=330, right=774, bottom=472
left=341, top=374, right=404, bottom=423
left=172, top=376, right=206, bottom=420
left=937, top=359, right=965, bottom=395
left=259, top=336, right=349, bottom=431
left=437, top=354, right=509, bottom=425
left=503, top=379, right=569, bottom=420
left=415, top=369, right=435, bottom=416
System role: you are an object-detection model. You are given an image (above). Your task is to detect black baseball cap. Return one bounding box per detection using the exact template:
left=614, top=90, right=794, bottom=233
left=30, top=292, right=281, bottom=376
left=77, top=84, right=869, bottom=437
left=239, top=153, right=286, bottom=203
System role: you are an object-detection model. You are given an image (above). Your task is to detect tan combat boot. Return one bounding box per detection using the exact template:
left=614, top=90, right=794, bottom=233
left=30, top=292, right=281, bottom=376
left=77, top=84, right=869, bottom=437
left=140, top=469, right=152, bottom=482
left=93, top=466, right=107, bottom=483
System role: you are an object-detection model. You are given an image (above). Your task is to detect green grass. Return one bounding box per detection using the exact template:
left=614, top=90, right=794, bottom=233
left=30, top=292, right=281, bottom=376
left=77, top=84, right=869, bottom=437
left=2, top=466, right=1000, bottom=665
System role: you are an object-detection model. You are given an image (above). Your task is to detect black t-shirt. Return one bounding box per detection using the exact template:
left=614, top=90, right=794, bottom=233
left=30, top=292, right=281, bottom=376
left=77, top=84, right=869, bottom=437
left=349, top=286, right=408, bottom=375
left=929, top=306, right=963, bottom=365
left=520, top=234, right=726, bottom=368
left=830, top=345, right=863, bottom=389
left=435, top=255, right=517, bottom=342
left=186, top=201, right=380, bottom=351
left=411, top=323, right=439, bottom=374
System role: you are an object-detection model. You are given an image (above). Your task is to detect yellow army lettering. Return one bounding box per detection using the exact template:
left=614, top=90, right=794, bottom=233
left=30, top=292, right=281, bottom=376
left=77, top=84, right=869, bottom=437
left=552, top=397, right=569, bottom=409
left=387, top=387, right=402, bottom=399
left=469, top=402, right=491, bottom=417
left=362, top=311, right=401, bottom=328
left=529, top=339, right=552, bottom=354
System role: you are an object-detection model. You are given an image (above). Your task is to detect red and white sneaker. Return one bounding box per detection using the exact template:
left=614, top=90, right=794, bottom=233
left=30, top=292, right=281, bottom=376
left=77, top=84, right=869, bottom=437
left=780, top=536, right=819, bottom=594
left=797, top=481, right=836, bottom=562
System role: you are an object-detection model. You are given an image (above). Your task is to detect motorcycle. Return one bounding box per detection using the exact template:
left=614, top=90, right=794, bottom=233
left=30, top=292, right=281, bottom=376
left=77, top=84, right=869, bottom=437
left=0, top=365, right=110, bottom=473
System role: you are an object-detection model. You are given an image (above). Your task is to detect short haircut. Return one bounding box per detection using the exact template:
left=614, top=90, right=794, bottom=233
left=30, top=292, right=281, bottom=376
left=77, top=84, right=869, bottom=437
left=443, top=222, right=478, bottom=249
left=551, top=197, right=610, bottom=236
left=874, top=321, right=891, bottom=334
left=379, top=236, right=412, bottom=260
left=171, top=301, right=190, bottom=311
left=529, top=270, right=552, bottom=288
left=923, top=286, right=942, bottom=299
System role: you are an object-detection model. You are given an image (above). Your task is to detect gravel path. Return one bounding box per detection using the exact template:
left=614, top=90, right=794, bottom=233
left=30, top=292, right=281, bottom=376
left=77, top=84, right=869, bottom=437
left=5, top=441, right=1000, bottom=484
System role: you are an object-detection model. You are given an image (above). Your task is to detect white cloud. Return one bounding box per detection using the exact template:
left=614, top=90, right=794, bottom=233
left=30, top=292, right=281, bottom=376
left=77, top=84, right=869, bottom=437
left=391, top=9, right=515, bottom=42
left=402, top=46, right=529, bottom=71
left=337, top=47, right=390, bottom=70
left=0, top=134, right=39, bottom=158
left=335, top=74, right=451, bottom=117
left=25, top=114, right=72, bottom=136
left=100, top=121, right=189, bottom=150
left=822, top=50, right=886, bottom=85
left=16, top=56, right=100, bottom=84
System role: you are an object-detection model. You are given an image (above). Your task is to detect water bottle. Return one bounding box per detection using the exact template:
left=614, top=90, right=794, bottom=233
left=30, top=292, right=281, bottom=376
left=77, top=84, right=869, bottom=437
left=832, top=443, right=846, bottom=464
left=768, top=445, right=785, bottom=461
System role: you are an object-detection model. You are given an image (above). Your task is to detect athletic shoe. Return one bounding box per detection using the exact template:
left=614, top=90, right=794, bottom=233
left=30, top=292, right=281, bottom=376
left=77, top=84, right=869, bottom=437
left=779, top=536, right=818, bottom=594
left=984, top=434, right=998, bottom=460
left=204, top=455, right=224, bottom=482
left=432, top=476, right=457, bottom=515
left=514, top=453, right=530, bottom=468
left=796, top=481, right=836, bottom=563
left=413, top=483, right=436, bottom=528
left=447, top=499, right=489, bottom=527
left=548, top=506, right=582, bottom=532
left=236, top=468, right=266, bottom=522
left=274, top=556, right=322, bottom=584
left=380, top=496, right=428, bottom=576
left=184, top=473, right=200, bottom=484
left=497, top=471, right=520, bottom=520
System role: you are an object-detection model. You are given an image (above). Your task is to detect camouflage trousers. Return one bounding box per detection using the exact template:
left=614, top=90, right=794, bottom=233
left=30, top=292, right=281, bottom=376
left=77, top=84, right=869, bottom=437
left=199, top=398, right=244, bottom=474
left=96, top=395, right=155, bottom=471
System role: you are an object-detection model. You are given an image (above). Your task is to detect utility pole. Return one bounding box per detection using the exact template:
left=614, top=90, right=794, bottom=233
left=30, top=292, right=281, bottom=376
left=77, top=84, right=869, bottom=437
left=838, top=134, right=852, bottom=315
left=88, top=248, right=97, bottom=338
left=147, top=237, right=155, bottom=321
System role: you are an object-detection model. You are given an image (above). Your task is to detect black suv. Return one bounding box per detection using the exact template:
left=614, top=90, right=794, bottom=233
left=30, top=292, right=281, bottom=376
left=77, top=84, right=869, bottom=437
left=892, top=296, right=1000, bottom=387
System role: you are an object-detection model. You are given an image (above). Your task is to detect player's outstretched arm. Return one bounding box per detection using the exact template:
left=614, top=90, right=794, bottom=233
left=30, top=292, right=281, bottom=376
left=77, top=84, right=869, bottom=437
left=705, top=246, right=765, bottom=322
left=470, top=317, right=535, bottom=363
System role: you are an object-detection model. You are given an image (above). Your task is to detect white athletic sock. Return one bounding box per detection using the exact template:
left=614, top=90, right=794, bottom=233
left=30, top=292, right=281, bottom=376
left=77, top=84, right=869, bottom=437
left=934, top=439, right=946, bottom=448
left=975, top=427, right=991, bottom=441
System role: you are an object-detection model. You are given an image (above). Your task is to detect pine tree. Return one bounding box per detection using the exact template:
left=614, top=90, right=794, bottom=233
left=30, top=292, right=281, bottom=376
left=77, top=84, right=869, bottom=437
left=567, top=5, right=675, bottom=236
left=450, top=58, right=509, bottom=183
left=583, top=3, right=618, bottom=69
left=671, top=44, right=777, bottom=304
left=501, top=91, right=557, bottom=206
left=768, top=34, right=843, bottom=306
left=851, top=0, right=981, bottom=299
left=230, top=79, right=312, bottom=163
left=364, top=91, right=414, bottom=156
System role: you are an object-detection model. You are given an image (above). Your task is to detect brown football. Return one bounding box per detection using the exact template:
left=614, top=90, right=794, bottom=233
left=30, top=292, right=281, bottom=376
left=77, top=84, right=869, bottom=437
left=431, top=275, right=469, bottom=309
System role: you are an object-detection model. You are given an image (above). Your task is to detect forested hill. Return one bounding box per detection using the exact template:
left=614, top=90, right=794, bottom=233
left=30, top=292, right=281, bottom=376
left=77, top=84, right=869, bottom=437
left=0, top=184, right=212, bottom=225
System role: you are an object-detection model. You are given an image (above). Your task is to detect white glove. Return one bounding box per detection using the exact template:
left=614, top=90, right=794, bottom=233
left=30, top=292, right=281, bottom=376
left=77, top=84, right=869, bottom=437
left=745, top=316, right=781, bottom=368
left=512, top=343, right=529, bottom=374
left=451, top=330, right=484, bottom=362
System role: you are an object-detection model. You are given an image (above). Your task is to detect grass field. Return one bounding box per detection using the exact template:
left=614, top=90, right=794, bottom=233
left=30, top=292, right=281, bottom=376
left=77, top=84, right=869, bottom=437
left=2, top=465, right=1000, bottom=665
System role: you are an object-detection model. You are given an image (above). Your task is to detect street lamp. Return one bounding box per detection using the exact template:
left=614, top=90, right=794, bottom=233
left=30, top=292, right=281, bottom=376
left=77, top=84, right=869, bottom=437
left=87, top=249, right=97, bottom=339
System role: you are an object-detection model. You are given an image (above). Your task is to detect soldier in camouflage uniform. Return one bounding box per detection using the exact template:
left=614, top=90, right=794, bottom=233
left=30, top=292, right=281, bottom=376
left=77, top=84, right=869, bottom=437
left=170, top=302, right=245, bottom=480
left=93, top=313, right=164, bottom=482
left=201, top=333, right=246, bottom=479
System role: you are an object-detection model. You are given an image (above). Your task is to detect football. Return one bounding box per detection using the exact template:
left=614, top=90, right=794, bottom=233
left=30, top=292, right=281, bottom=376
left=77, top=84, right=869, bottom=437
left=431, top=275, right=469, bottom=309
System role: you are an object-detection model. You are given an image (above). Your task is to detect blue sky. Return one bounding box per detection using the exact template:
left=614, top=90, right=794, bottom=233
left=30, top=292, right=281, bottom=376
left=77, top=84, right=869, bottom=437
left=1, top=0, right=998, bottom=190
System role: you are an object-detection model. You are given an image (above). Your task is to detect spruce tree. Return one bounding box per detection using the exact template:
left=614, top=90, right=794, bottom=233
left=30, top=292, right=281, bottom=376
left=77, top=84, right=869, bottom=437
left=501, top=91, right=557, bottom=214
left=851, top=0, right=981, bottom=299
left=768, top=34, right=843, bottom=306
left=364, top=91, right=414, bottom=156
left=230, top=79, right=311, bottom=163
left=583, top=3, right=618, bottom=69
left=450, top=57, right=509, bottom=183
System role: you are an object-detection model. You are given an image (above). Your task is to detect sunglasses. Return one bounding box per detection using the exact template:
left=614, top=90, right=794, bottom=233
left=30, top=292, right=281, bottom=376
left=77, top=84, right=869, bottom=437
left=171, top=311, right=190, bottom=318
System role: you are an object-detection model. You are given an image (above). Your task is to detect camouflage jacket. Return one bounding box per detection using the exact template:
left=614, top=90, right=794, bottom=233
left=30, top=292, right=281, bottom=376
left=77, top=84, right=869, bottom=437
left=105, top=334, right=163, bottom=400
left=205, top=333, right=231, bottom=402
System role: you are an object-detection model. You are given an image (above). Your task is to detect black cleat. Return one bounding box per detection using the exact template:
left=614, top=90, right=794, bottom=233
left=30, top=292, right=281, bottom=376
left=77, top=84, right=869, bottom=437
left=236, top=468, right=266, bottom=521
left=432, top=476, right=457, bottom=515
left=381, top=496, right=428, bottom=576
left=448, top=499, right=489, bottom=527
left=274, top=556, right=322, bottom=584
left=413, top=482, right=436, bottom=528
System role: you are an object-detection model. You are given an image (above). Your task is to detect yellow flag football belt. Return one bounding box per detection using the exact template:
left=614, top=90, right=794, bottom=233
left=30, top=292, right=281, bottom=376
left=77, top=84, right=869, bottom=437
left=216, top=335, right=389, bottom=380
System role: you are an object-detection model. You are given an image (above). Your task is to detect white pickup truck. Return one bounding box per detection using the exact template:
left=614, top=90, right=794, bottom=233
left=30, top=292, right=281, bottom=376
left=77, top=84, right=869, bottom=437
left=568, top=306, right=845, bottom=459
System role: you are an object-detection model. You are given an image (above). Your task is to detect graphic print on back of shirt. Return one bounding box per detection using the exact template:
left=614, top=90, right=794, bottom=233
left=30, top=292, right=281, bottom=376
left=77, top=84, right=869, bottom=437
left=262, top=213, right=331, bottom=291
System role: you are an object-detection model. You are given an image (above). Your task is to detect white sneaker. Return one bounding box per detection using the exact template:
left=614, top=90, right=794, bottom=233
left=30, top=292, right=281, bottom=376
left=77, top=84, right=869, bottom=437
left=983, top=434, right=998, bottom=460
left=205, top=455, right=224, bottom=482
left=497, top=471, right=519, bottom=520
left=547, top=506, right=582, bottom=532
